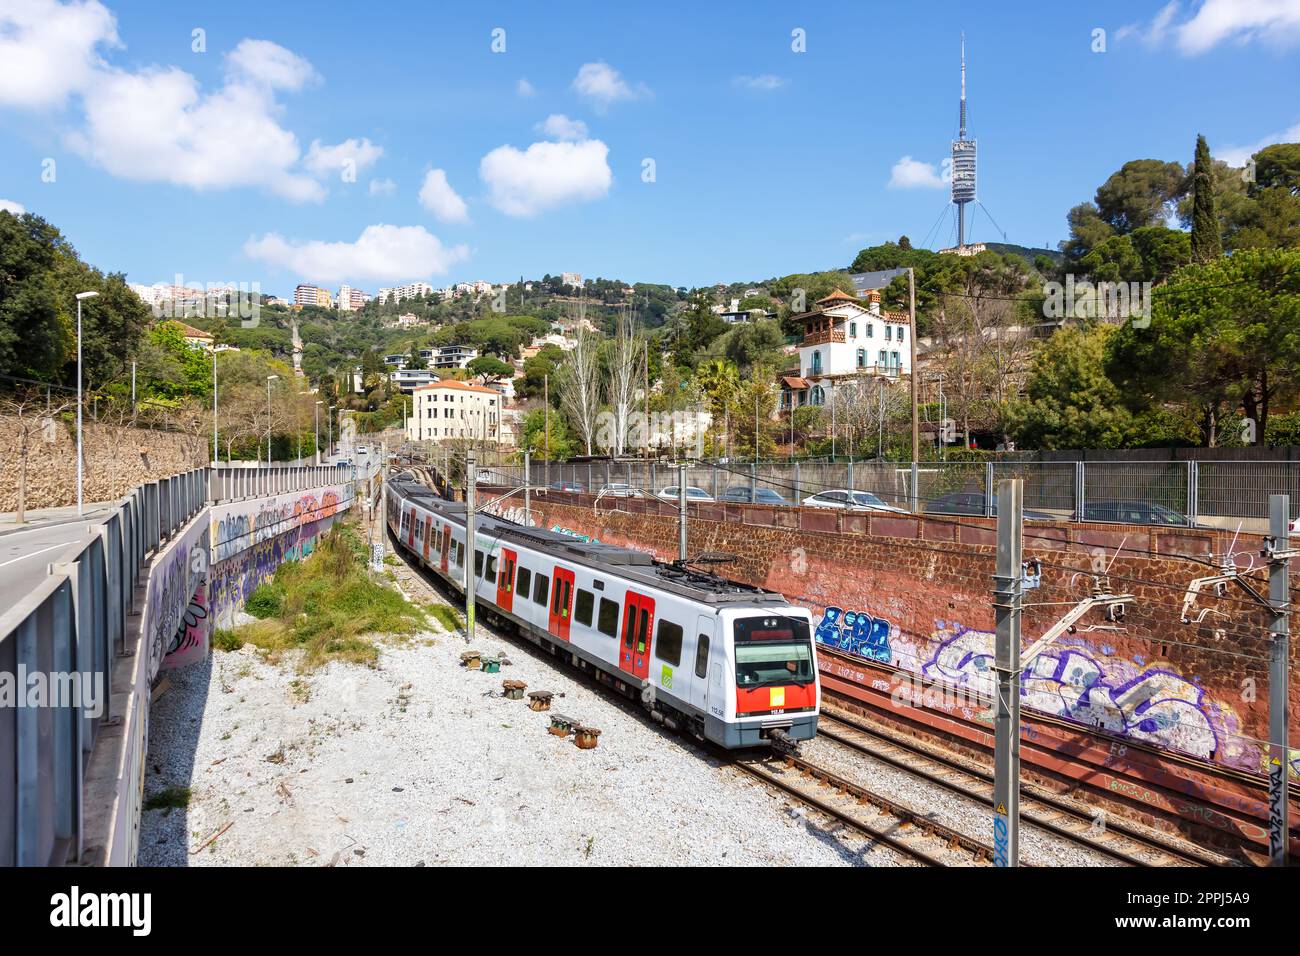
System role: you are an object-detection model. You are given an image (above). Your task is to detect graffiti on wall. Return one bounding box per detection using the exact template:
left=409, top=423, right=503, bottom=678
left=814, top=606, right=892, bottom=663
left=162, top=582, right=209, bottom=670
left=211, top=487, right=345, bottom=563
left=144, top=522, right=209, bottom=682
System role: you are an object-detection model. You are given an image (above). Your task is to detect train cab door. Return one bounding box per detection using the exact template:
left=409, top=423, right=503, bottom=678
left=691, top=614, right=715, bottom=714
left=496, top=548, right=517, bottom=613
left=422, top=516, right=433, bottom=562
left=619, top=591, right=655, bottom=679
left=547, top=567, right=575, bottom=640
left=439, top=525, right=451, bottom=574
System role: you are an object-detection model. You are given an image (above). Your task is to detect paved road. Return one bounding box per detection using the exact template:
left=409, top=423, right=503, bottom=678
left=0, top=517, right=106, bottom=616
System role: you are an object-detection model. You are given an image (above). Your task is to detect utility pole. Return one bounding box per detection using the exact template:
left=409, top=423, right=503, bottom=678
left=908, top=266, right=918, bottom=461
left=543, top=373, right=549, bottom=463
left=132, top=361, right=137, bottom=416
left=465, top=449, right=477, bottom=645
left=992, top=478, right=1023, bottom=867
left=877, top=378, right=885, bottom=460
left=644, top=340, right=651, bottom=458
left=211, top=353, right=217, bottom=463
left=678, top=462, right=688, bottom=562
left=524, top=449, right=531, bottom=527
left=1267, top=494, right=1292, bottom=866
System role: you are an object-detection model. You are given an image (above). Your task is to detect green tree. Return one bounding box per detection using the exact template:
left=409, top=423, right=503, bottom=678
left=1190, top=135, right=1223, bottom=263
left=467, top=354, right=513, bottom=385
left=519, top=406, right=575, bottom=460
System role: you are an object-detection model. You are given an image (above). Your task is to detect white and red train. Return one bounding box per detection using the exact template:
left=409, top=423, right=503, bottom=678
left=386, top=474, right=819, bottom=748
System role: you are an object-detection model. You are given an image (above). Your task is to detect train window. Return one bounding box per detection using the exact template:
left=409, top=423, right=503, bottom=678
left=655, top=620, right=683, bottom=666
left=597, top=598, right=619, bottom=637
left=575, top=589, right=594, bottom=626
left=533, top=573, right=549, bottom=606
left=474, top=551, right=483, bottom=579
left=516, top=566, right=532, bottom=599
left=485, top=554, right=497, bottom=581
left=637, top=608, right=650, bottom=654
left=695, top=634, right=710, bottom=678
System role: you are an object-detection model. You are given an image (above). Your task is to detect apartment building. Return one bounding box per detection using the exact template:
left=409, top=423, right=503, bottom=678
left=294, top=284, right=332, bottom=308
left=407, top=380, right=504, bottom=443
left=377, top=282, right=434, bottom=305
left=337, top=285, right=370, bottom=311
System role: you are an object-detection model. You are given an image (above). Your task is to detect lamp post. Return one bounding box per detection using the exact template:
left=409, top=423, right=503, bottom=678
left=266, top=374, right=278, bottom=463
left=314, top=401, right=323, bottom=466
left=212, top=350, right=219, bottom=463
left=328, top=404, right=336, bottom=462
left=74, top=290, right=99, bottom=516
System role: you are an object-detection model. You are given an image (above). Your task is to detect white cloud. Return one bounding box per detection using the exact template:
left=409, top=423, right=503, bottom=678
left=0, top=198, right=26, bottom=215
left=244, top=224, right=469, bottom=284
left=0, top=0, right=119, bottom=109
left=480, top=139, right=612, bottom=217
left=303, top=137, right=383, bottom=180
left=225, top=38, right=319, bottom=91
left=369, top=177, right=396, bottom=196
left=70, top=62, right=326, bottom=202
left=418, top=168, right=470, bottom=223
left=571, top=61, right=648, bottom=111
left=1176, top=0, right=1300, bottom=54
left=1118, top=0, right=1300, bottom=54
left=1218, top=122, right=1300, bottom=166
left=536, top=113, right=589, bottom=141
left=888, top=155, right=948, bottom=189
left=516, top=77, right=536, bottom=97
left=732, top=74, right=788, bottom=91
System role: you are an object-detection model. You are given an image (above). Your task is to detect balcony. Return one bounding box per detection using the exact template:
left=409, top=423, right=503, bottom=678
left=802, top=329, right=845, bottom=347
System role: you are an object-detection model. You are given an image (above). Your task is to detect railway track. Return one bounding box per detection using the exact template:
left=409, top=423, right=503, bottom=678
left=734, top=751, right=1003, bottom=867
left=817, top=708, right=1236, bottom=867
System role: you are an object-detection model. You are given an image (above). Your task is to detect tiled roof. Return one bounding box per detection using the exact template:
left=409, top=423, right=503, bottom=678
left=414, top=379, right=499, bottom=395
left=164, top=320, right=213, bottom=339
left=781, top=376, right=810, bottom=390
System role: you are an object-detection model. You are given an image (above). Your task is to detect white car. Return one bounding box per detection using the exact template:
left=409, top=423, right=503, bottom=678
left=654, top=485, right=714, bottom=503
left=597, top=483, right=643, bottom=498
left=802, top=489, right=908, bottom=513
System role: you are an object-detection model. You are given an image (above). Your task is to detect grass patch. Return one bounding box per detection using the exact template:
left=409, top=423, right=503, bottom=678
left=211, top=628, right=243, bottom=652
left=427, top=603, right=464, bottom=633
left=223, top=518, right=427, bottom=670
left=245, top=583, right=284, bottom=619
left=144, top=785, right=191, bottom=811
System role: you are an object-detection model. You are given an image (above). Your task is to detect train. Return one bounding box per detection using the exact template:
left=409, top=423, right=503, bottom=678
left=385, top=473, right=819, bottom=748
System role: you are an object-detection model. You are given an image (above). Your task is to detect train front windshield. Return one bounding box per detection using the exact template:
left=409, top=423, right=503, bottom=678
left=734, top=616, right=815, bottom=687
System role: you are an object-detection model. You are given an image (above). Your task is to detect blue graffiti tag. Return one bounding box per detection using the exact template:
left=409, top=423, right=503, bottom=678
left=815, top=606, right=892, bottom=664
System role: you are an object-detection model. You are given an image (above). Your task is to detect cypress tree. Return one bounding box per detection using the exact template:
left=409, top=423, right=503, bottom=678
left=1191, top=134, right=1222, bottom=263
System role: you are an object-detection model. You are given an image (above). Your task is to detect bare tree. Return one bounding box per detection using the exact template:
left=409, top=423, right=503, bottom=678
left=559, top=302, right=601, bottom=456
left=1, top=388, right=76, bottom=523
left=606, top=305, right=643, bottom=455
left=832, top=377, right=910, bottom=457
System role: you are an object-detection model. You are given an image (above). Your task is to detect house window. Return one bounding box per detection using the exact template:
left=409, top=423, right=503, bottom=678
left=885, top=325, right=892, bottom=341
left=892, top=351, right=901, bottom=369
left=811, top=351, right=822, bottom=375
left=856, top=348, right=866, bottom=368
left=878, top=350, right=887, bottom=367
left=849, top=322, right=857, bottom=338
left=866, top=324, right=873, bottom=338
left=898, top=326, right=905, bottom=343
left=811, top=385, right=825, bottom=406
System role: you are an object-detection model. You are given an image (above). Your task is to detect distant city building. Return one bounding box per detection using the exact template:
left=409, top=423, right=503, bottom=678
left=427, top=344, right=478, bottom=369
left=294, top=284, right=332, bottom=308
left=408, top=380, right=504, bottom=444
left=561, top=272, right=583, bottom=288
left=384, top=312, right=425, bottom=328
left=391, top=367, right=439, bottom=393
left=377, top=282, right=434, bottom=305
left=938, top=242, right=988, bottom=257
left=337, top=285, right=370, bottom=310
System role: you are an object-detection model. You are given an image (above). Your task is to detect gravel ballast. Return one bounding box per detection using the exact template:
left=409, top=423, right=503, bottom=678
left=139, top=558, right=912, bottom=866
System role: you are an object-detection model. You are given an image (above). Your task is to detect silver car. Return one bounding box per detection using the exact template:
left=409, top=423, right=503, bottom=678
left=654, top=486, right=714, bottom=502
left=802, top=489, right=908, bottom=513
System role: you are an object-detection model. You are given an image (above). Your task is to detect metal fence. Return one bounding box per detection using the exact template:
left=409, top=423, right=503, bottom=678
left=0, top=467, right=207, bottom=866
left=208, top=463, right=358, bottom=502
left=480, top=457, right=1300, bottom=531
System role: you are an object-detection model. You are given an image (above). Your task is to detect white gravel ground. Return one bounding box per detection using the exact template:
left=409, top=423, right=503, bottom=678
left=138, top=556, right=914, bottom=866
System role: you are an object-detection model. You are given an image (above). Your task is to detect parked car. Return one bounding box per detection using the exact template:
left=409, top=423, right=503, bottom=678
left=1074, top=500, right=1203, bottom=527
left=597, top=483, right=642, bottom=498
left=654, top=485, right=714, bottom=503
left=802, top=489, right=908, bottom=513
left=720, top=485, right=790, bottom=506
left=549, top=480, right=585, bottom=493
left=925, top=491, right=1058, bottom=521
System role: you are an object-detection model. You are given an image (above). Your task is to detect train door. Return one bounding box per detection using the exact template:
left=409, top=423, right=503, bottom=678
left=548, top=567, right=575, bottom=640
left=439, top=525, right=451, bottom=574
left=691, top=614, right=714, bottom=714
left=422, top=516, right=433, bottom=562
left=496, top=548, right=518, bottom=613
left=619, top=591, right=655, bottom=679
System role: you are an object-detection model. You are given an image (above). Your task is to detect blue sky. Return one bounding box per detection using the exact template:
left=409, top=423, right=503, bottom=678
left=1, top=0, right=1298, bottom=294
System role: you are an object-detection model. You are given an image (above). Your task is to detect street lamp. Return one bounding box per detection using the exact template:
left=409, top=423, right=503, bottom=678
left=266, top=374, right=278, bottom=464
left=328, top=404, right=336, bottom=462
left=314, top=400, right=323, bottom=466
left=74, top=290, right=99, bottom=516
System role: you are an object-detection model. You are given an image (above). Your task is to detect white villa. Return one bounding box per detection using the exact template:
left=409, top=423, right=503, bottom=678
left=780, top=289, right=912, bottom=410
